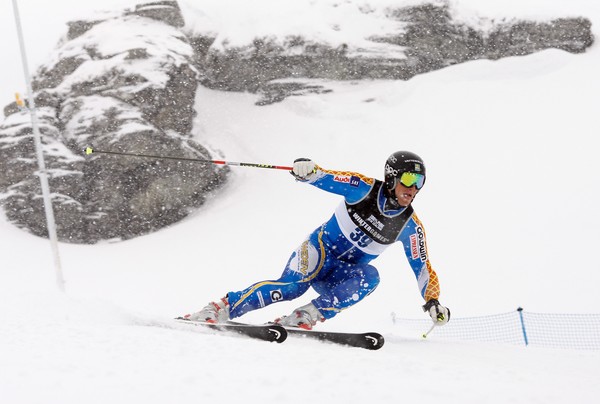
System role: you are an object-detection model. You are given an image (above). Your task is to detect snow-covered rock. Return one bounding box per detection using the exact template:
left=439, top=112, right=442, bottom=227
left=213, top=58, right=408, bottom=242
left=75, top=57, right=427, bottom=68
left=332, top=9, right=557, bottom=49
left=192, top=1, right=593, bottom=104
left=0, top=1, right=227, bottom=243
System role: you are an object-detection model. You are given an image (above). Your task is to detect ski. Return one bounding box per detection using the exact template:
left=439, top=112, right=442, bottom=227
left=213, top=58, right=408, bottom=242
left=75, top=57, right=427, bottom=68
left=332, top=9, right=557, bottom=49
left=175, top=318, right=287, bottom=343
left=284, top=328, right=385, bottom=350
left=174, top=318, right=383, bottom=349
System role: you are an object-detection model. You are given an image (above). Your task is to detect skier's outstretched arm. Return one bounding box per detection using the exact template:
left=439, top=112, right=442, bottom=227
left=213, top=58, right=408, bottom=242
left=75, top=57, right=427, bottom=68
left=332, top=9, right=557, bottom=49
left=398, top=214, right=450, bottom=325
left=290, top=158, right=373, bottom=202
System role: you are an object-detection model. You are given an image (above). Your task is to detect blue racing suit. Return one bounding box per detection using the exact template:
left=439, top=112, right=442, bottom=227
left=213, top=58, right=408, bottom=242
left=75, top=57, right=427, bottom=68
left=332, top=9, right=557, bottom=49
left=227, top=166, right=441, bottom=320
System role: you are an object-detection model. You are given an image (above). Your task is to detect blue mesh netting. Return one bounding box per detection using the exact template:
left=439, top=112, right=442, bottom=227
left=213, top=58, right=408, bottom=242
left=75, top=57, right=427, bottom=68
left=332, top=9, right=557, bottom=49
left=391, top=309, right=600, bottom=350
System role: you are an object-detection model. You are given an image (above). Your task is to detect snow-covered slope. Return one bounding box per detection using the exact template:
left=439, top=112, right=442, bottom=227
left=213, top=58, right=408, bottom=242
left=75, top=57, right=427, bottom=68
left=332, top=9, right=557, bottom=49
left=1, top=1, right=599, bottom=403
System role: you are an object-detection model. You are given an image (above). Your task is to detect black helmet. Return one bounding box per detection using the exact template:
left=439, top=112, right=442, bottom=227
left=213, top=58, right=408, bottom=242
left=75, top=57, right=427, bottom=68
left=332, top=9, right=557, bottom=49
left=384, top=151, right=426, bottom=190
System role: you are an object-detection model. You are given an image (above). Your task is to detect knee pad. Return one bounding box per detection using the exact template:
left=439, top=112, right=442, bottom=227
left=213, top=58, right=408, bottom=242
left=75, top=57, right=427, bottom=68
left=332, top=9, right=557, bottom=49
left=286, top=239, right=322, bottom=279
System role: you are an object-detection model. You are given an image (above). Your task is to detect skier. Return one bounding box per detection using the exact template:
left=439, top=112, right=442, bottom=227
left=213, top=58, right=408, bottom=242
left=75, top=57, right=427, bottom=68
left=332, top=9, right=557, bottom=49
left=184, top=151, right=450, bottom=330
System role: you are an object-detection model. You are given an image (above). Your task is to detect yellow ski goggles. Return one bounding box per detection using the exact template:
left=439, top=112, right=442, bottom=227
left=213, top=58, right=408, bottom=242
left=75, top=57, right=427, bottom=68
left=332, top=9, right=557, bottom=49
left=399, top=172, right=425, bottom=189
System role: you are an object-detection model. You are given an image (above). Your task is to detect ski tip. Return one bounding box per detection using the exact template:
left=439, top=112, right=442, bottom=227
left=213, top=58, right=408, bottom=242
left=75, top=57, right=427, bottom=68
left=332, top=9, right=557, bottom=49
left=365, top=332, right=385, bottom=350
left=269, top=325, right=288, bottom=343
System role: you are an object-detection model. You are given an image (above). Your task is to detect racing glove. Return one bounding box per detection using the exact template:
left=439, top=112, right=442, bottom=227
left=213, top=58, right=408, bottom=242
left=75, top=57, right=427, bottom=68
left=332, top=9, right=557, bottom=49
left=423, top=299, right=451, bottom=325
left=291, top=158, right=317, bottom=180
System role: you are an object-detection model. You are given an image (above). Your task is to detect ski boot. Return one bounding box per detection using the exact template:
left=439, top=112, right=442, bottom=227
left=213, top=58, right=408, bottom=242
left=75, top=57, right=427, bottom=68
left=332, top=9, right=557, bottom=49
left=184, top=296, right=229, bottom=323
left=274, top=302, right=324, bottom=330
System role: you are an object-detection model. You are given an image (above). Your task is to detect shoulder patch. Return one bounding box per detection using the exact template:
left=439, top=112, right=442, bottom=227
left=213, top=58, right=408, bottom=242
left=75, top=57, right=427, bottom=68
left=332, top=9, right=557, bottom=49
left=320, top=168, right=374, bottom=186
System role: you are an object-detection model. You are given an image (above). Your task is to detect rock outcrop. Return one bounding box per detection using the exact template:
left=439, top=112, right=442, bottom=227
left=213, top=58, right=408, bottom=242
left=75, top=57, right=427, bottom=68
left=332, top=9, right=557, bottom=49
left=193, top=2, right=593, bottom=104
left=0, top=1, right=227, bottom=243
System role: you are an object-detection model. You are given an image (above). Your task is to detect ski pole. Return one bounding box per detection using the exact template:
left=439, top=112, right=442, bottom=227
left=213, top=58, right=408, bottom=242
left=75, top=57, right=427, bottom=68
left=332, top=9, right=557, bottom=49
left=422, top=323, right=436, bottom=339
left=422, top=312, right=447, bottom=338
left=84, top=147, right=293, bottom=171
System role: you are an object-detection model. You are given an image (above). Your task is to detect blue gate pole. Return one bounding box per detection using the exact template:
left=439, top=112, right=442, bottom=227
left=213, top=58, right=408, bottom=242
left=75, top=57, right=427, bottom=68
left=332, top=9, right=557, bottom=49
left=517, top=307, right=529, bottom=346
